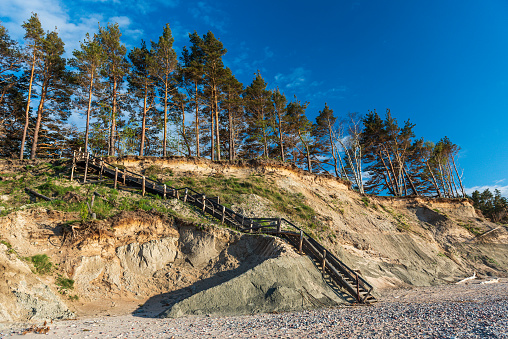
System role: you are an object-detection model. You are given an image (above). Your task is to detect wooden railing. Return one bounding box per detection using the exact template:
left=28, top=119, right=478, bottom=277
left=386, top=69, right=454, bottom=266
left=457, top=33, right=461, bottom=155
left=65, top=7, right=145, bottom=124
left=72, top=150, right=376, bottom=304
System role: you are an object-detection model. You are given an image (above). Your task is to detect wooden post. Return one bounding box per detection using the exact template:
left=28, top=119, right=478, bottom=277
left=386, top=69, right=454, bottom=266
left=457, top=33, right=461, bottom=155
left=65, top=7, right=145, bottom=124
left=172, top=188, right=176, bottom=198
left=356, top=273, right=360, bottom=303
left=70, top=151, right=76, bottom=181
left=202, top=195, right=206, bottom=212
left=321, top=250, right=326, bottom=274
left=221, top=206, right=226, bottom=224
left=114, top=167, right=119, bottom=187
left=142, top=176, right=146, bottom=196
left=83, top=152, right=89, bottom=183
left=217, top=196, right=220, bottom=205
left=123, top=169, right=126, bottom=185
left=176, top=190, right=179, bottom=199
left=99, top=161, right=103, bottom=180
left=163, top=184, right=167, bottom=199
left=276, top=218, right=281, bottom=233
left=299, top=230, right=303, bottom=255
left=184, top=189, right=188, bottom=203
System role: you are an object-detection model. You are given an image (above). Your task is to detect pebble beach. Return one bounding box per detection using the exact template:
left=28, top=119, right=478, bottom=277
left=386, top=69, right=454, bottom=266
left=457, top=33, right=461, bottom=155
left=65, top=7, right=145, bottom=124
left=2, top=279, right=507, bottom=338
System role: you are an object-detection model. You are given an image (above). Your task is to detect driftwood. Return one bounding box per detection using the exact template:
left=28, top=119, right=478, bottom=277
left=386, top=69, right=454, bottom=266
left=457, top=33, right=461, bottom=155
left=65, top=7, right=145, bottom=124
left=480, top=278, right=499, bottom=285
left=456, top=272, right=476, bottom=284
left=25, top=188, right=53, bottom=201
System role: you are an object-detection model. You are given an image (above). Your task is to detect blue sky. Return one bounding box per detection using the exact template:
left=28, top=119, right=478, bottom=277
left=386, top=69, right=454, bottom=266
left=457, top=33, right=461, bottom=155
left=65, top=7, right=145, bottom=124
left=1, top=0, right=507, bottom=194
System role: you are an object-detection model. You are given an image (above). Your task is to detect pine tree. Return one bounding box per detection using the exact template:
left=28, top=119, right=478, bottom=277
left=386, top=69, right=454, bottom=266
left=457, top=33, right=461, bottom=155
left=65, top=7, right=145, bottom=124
left=0, top=22, right=21, bottom=155
left=286, top=98, right=314, bottom=172
left=243, top=71, right=271, bottom=158
left=171, top=91, right=192, bottom=156
left=0, top=80, right=26, bottom=157
left=221, top=68, right=244, bottom=160
left=151, top=24, right=177, bottom=156
left=181, top=32, right=205, bottom=157
left=361, top=109, right=416, bottom=196
left=200, top=31, right=227, bottom=161
left=20, top=14, right=44, bottom=159
left=270, top=88, right=288, bottom=162
left=0, top=22, right=20, bottom=107
left=70, top=32, right=105, bottom=153
left=420, top=140, right=442, bottom=197
left=30, top=30, right=72, bottom=159
left=97, top=23, right=129, bottom=156
left=314, top=103, right=341, bottom=176
left=433, top=137, right=465, bottom=198
left=128, top=41, right=156, bottom=156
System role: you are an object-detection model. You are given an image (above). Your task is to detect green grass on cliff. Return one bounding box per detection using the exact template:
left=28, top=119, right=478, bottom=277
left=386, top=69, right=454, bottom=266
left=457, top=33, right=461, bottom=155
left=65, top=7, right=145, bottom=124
left=0, top=160, right=321, bottom=233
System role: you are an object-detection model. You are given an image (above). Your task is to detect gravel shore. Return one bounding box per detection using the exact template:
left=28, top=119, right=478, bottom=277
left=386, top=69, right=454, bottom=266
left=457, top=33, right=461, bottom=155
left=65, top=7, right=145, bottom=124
left=2, top=279, right=507, bottom=338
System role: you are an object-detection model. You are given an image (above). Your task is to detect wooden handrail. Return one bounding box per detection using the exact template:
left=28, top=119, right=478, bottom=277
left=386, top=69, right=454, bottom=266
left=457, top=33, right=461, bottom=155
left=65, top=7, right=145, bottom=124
left=73, top=151, right=376, bottom=304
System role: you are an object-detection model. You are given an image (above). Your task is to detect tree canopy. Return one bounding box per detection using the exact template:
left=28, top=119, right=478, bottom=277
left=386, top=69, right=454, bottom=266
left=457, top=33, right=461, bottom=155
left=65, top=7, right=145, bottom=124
left=0, top=14, right=475, bottom=199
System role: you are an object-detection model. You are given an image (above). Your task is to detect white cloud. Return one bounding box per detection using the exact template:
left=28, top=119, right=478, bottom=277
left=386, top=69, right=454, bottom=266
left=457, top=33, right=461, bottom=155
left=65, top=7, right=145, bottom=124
left=465, top=184, right=508, bottom=196
left=0, top=0, right=159, bottom=55
left=274, top=67, right=310, bottom=89
left=109, top=16, right=131, bottom=28
left=1, top=0, right=104, bottom=55
left=309, top=86, right=348, bottom=100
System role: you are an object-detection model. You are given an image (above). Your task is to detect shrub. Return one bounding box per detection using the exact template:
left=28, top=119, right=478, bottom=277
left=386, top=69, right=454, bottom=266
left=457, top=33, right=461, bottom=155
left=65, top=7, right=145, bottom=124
left=28, top=254, right=53, bottom=274
left=56, top=275, right=74, bottom=291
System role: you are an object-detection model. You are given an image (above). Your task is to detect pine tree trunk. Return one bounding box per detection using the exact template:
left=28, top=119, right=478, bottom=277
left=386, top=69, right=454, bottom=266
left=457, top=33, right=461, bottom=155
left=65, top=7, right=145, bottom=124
left=452, top=156, right=466, bottom=197
left=139, top=86, right=147, bottom=156
left=163, top=81, right=168, bottom=157
left=403, top=166, right=419, bottom=196
left=20, top=52, right=36, bottom=160
left=109, top=78, right=117, bottom=156
left=261, top=110, right=268, bottom=158
left=438, top=161, right=451, bottom=197
left=383, top=148, right=401, bottom=196
left=84, top=73, right=94, bottom=152
left=327, top=122, right=339, bottom=177
left=227, top=97, right=234, bottom=160
left=30, top=85, right=47, bottom=160
left=378, top=151, right=399, bottom=196
left=181, top=101, right=191, bottom=157
left=447, top=161, right=460, bottom=198
left=214, top=85, right=221, bottom=161
left=277, top=110, right=285, bottom=162
left=298, top=130, right=312, bottom=173
left=425, top=161, right=442, bottom=197
left=210, top=105, right=214, bottom=161
left=194, top=81, right=200, bottom=157
left=354, top=142, right=364, bottom=194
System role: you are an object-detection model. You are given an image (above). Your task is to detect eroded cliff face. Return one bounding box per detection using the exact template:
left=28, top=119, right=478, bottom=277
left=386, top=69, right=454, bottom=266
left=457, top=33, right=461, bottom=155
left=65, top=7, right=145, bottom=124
left=0, top=157, right=507, bottom=322
left=0, top=209, right=312, bottom=323
left=0, top=244, right=73, bottom=323
left=108, top=157, right=507, bottom=290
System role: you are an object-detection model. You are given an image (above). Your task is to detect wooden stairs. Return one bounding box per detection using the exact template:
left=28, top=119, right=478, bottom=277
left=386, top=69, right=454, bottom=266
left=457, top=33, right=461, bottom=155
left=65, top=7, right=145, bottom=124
left=72, top=152, right=377, bottom=304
